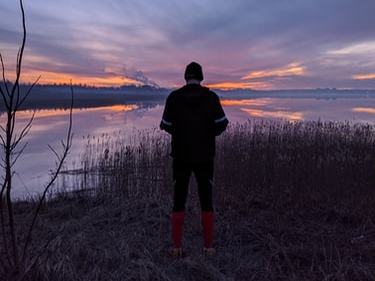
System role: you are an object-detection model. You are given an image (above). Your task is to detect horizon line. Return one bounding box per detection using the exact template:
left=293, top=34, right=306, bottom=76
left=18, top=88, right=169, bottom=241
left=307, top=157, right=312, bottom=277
left=1, top=82, right=375, bottom=92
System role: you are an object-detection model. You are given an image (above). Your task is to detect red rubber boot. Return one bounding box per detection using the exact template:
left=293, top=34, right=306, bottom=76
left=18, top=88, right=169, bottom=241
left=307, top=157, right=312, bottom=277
left=202, top=211, right=216, bottom=257
left=171, top=212, right=184, bottom=258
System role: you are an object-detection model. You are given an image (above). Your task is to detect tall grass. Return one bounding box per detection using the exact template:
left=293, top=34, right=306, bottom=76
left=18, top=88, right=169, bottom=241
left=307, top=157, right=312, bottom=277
left=215, top=119, right=375, bottom=209
left=76, top=127, right=172, bottom=199
left=76, top=119, right=375, bottom=210
left=4, top=119, right=374, bottom=280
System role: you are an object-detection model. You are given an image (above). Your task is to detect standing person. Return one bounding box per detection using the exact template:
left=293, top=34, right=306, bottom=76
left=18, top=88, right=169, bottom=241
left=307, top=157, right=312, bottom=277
left=160, top=62, right=228, bottom=258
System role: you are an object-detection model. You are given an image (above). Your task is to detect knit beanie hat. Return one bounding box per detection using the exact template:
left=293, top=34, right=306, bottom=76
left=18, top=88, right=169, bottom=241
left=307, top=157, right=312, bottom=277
left=184, top=62, right=204, bottom=81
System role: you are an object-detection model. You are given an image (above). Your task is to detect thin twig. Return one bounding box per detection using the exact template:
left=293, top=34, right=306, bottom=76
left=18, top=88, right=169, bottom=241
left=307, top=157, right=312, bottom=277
left=22, top=83, right=74, bottom=262
left=0, top=53, right=10, bottom=101
left=15, top=76, right=41, bottom=111
left=10, top=0, right=26, bottom=99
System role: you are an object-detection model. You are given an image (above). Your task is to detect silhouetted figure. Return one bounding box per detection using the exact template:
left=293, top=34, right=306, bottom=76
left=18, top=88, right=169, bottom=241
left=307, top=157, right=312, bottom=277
left=160, top=62, right=228, bottom=258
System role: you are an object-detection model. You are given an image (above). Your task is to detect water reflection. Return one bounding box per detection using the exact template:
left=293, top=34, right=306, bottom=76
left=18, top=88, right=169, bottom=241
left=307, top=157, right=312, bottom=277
left=352, top=107, right=375, bottom=115
left=1, top=96, right=374, bottom=198
left=0, top=105, right=144, bottom=198
left=222, top=97, right=375, bottom=124
left=222, top=98, right=305, bottom=119
left=221, top=99, right=270, bottom=106
left=241, top=108, right=303, bottom=120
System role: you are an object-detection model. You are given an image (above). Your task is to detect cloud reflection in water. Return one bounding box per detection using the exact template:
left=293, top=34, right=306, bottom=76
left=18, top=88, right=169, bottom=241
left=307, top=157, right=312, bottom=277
left=2, top=96, right=375, bottom=198
left=352, top=107, right=375, bottom=115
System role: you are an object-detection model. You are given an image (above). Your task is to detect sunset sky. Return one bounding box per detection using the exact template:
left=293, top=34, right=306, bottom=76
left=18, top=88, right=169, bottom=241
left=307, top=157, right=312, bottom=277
left=1, top=0, right=375, bottom=90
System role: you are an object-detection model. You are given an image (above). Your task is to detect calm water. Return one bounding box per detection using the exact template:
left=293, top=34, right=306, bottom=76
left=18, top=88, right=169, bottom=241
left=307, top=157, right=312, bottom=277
left=1, top=93, right=375, bottom=198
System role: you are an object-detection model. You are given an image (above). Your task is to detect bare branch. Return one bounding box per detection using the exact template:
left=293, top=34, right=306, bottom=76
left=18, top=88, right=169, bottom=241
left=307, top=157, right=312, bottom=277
left=0, top=177, right=12, bottom=268
left=10, top=142, right=28, bottom=168
left=0, top=0, right=28, bottom=268
left=0, top=123, right=5, bottom=133
left=10, top=110, right=35, bottom=153
left=11, top=0, right=26, bottom=99
left=1, top=0, right=76, bottom=273
left=47, top=144, right=60, bottom=160
left=15, top=76, right=41, bottom=111
left=0, top=132, right=5, bottom=147
left=0, top=54, right=6, bottom=83
left=22, top=83, right=74, bottom=261
left=0, top=54, right=10, bottom=107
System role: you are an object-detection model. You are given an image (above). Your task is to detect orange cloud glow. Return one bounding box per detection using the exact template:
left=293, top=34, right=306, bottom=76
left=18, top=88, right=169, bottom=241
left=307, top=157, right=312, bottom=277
left=18, top=70, right=140, bottom=87
left=207, top=81, right=272, bottom=90
left=352, top=107, right=375, bottom=114
left=353, top=73, right=375, bottom=80
left=241, top=63, right=304, bottom=80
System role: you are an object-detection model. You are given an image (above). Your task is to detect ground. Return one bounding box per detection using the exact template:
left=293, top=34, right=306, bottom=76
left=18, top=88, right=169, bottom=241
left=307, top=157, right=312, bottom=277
left=9, top=190, right=374, bottom=281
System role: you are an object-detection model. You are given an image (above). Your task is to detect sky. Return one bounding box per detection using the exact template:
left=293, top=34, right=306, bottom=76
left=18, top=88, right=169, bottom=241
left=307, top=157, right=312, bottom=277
left=1, top=0, right=375, bottom=90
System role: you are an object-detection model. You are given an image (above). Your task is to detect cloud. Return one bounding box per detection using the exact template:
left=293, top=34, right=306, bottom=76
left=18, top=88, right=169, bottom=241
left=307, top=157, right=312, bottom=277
left=241, top=63, right=305, bottom=80
left=1, top=0, right=375, bottom=89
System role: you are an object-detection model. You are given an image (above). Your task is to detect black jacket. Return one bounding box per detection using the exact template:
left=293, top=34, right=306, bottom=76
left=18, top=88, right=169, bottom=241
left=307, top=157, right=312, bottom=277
left=160, top=84, right=228, bottom=162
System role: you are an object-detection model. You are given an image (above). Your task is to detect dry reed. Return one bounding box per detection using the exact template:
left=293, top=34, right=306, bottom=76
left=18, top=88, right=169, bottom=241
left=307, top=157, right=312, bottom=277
left=1, top=119, right=374, bottom=280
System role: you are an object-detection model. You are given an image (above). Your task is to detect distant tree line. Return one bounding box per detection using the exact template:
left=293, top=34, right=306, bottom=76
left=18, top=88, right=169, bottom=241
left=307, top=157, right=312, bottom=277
left=0, top=82, right=169, bottom=112
left=0, top=81, right=163, bottom=91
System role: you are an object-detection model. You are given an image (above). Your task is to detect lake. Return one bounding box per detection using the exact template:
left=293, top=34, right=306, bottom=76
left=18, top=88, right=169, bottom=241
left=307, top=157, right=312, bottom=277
left=1, top=89, right=375, bottom=198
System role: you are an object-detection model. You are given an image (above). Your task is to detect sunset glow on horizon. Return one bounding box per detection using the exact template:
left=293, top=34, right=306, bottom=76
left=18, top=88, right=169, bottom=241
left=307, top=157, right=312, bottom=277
left=16, top=71, right=142, bottom=88
left=1, top=1, right=374, bottom=90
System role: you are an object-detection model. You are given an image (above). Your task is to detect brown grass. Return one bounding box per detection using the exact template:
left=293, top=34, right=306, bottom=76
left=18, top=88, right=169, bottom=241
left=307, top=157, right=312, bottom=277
left=2, top=119, right=375, bottom=280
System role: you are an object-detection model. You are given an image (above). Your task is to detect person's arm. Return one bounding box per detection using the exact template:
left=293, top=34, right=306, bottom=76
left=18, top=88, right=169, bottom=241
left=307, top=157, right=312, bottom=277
left=212, top=95, right=228, bottom=136
left=160, top=95, right=174, bottom=134
left=214, top=115, right=228, bottom=136
left=160, top=117, right=173, bottom=134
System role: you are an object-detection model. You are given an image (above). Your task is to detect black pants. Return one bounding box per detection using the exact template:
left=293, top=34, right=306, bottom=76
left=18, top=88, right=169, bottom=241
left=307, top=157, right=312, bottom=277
left=172, top=160, right=214, bottom=212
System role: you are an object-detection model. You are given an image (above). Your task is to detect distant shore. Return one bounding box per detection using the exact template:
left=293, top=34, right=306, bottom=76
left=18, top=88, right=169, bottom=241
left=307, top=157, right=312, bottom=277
left=1, top=83, right=374, bottom=112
